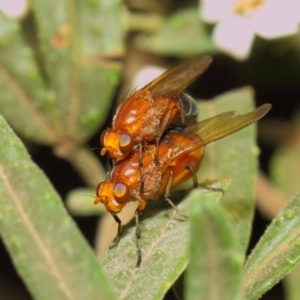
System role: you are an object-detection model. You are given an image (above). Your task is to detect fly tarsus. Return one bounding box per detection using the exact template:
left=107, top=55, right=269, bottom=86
left=109, top=213, right=122, bottom=249
left=135, top=210, right=142, bottom=268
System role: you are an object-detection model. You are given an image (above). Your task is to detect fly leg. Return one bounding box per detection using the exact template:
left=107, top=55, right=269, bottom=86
left=186, top=165, right=225, bottom=194
left=135, top=198, right=146, bottom=268
left=109, top=213, right=122, bottom=249
left=164, top=169, right=187, bottom=219
left=138, top=143, right=145, bottom=193
left=135, top=210, right=142, bottom=268
left=154, top=110, right=172, bottom=166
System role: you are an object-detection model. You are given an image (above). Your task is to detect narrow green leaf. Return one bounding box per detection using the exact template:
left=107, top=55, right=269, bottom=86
left=195, top=87, right=260, bottom=254
left=65, top=187, right=106, bottom=216
left=0, top=115, right=116, bottom=300
left=75, top=0, right=124, bottom=56
left=243, top=191, right=300, bottom=300
left=0, top=11, right=57, bottom=144
left=31, top=0, right=123, bottom=141
left=185, top=188, right=243, bottom=300
left=136, top=7, right=216, bottom=56
left=102, top=179, right=230, bottom=300
left=0, top=2, right=122, bottom=144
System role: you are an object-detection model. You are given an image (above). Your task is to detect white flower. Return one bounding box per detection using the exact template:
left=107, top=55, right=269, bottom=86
left=0, top=0, right=28, bottom=19
left=200, top=0, right=300, bottom=59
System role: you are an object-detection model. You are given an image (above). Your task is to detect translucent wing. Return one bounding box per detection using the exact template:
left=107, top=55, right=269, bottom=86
left=142, top=56, right=212, bottom=97
left=187, top=111, right=236, bottom=132
left=169, top=103, right=272, bottom=161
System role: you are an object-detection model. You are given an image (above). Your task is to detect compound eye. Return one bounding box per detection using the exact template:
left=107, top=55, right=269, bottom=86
left=113, top=183, right=129, bottom=204
left=119, top=134, right=134, bottom=154
left=100, top=129, right=109, bottom=147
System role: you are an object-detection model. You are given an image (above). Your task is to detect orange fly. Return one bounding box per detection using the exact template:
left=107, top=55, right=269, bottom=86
left=95, top=104, right=272, bottom=267
left=100, top=56, right=213, bottom=160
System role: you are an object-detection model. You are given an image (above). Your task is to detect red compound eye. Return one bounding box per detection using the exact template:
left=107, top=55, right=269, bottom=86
left=119, top=134, right=134, bottom=154
left=113, top=183, right=129, bottom=203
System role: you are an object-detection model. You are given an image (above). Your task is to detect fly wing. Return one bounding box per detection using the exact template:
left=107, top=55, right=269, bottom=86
left=143, top=56, right=212, bottom=97
left=184, top=111, right=236, bottom=134
left=168, top=103, right=272, bottom=162
left=195, top=103, right=272, bottom=145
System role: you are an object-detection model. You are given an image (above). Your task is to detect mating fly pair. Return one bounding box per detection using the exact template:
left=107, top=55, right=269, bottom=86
left=95, top=56, right=271, bottom=267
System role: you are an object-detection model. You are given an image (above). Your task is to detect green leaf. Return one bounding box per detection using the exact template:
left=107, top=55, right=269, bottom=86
left=0, top=1, right=123, bottom=144
left=195, top=87, right=260, bottom=254
left=31, top=0, right=123, bottom=141
left=185, top=188, right=243, bottom=300
left=243, top=191, right=300, bottom=300
left=0, top=115, right=116, bottom=300
left=65, top=187, right=106, bottom=216
left=136, top=7, right=217, bottom=56
left=102, top=179, right=229, bottom=300
left=0, top=11, right=56, bottom=144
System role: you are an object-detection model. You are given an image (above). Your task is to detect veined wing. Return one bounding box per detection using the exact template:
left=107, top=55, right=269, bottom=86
left=143, top=56, right=212, bottom=97
left=167, top=103, right=272, bottom=163
left=187, top=111, right=236, bottom=132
